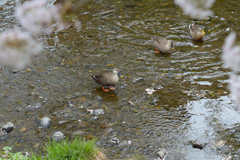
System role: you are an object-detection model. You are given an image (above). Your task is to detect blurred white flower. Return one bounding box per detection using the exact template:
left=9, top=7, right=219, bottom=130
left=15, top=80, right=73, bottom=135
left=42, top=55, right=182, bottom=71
left=0, top=29, right=43, bottom=69
left=222, top=32, right=240, bottom=72
left=15, top=0, right=62, bottom=35
left=174, top=0, right=215, bottom=19
left=222, top=31, right=240, bottom=108
left=229, top=74, right=240, bottom=108
left=222, top=32, right=236, bottom=52
left=73, top=20, right=82, bottom=29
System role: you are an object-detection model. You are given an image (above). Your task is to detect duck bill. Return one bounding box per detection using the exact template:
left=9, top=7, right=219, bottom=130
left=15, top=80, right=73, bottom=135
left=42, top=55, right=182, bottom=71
left=172, top=48, right=174, bottom=49
left=118, top=73, right=122, bottom=77
left=202, top=30, right=205, bottom=35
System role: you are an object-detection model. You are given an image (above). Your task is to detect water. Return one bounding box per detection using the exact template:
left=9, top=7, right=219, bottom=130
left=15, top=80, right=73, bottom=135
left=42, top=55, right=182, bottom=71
left=0, top=0, right=240, bottom=159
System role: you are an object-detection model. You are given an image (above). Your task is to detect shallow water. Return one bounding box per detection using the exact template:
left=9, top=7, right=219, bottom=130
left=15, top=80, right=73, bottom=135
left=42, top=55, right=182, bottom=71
left=0, top=0, right=240, bottom=159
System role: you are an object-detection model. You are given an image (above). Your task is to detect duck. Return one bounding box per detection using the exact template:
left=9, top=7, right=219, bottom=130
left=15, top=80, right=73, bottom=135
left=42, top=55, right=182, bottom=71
left=151, top=35, right=174, bottom=54
left=189, top=22, right=205, bottom=41
left=91, top=68, right=121, bottom=92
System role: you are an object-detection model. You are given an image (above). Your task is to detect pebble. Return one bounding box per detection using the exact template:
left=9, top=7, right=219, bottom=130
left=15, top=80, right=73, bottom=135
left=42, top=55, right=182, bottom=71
left=74, top=92, right=81, bottom=97
left=51, top=131, right=64, bottom=141
left=12, top=69, right=20, bottom=73
left=99, top=10, right=116, bottom=15
left=93, top=109, right=104, bottom=116
left=97, top=96, right=103, bottom=101
left=120, top=83, right=127, bottom=88
left=25, top=103, right=43, bottom=111
left=33, top=103, right=42, bottom=109
left=58, top=120, right=68, bottom=125
left=180, top=65, right=187, bottom=70
left=133, top=77, right=144, bottom=83
left=2, top=122, right=14, bottom=133
left=128, top=101, right=136, bottom=106
left=68, top=101, right=74, bottom=107
left=155, top=85, right=163, bottom=90
left=157, top=149, right=167, bottom=159
left=150, top=98, right=158, bottom=105
left=39, top=117, right=51, bottom=128
left=189, top=140, right=207, bottom=150
left=211, top=140, right=225, bottom=149
left=111, top=137, right=119, bottom=144
left=107, top=128, right=114, bottom=133
left=0, top=130, right=6, bottom=137
left=20, top=127, right=27, bottom=132
left=119, top=140, right=131, bottom=146
left=91, top=117, right=98, bottom=121
left=72, top=131, right=84, bottom=136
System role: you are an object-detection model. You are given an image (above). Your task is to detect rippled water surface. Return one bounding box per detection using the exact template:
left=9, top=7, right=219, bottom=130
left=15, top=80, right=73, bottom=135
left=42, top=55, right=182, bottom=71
left=0, top=0, right=240, bottom=159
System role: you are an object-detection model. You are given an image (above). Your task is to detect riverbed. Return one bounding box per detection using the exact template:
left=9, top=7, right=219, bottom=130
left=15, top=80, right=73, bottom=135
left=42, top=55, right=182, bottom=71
left=0, top=0, right=240, bottom=159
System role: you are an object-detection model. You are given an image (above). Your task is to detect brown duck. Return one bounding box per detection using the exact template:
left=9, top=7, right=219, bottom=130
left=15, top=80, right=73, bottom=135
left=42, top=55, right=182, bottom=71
left=189, top=23, right=205, bottom=41
left=91, top=68, right=120, bottom=92
left=151, top=36, right=174, bottom=54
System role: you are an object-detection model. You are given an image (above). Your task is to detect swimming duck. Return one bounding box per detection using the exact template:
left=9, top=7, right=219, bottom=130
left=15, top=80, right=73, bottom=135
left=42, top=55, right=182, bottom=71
left=91, top=68, right=120, bottom=92
left=151, top=36, right=174, bottom=54
left=189, top=23, right=205, bottom=41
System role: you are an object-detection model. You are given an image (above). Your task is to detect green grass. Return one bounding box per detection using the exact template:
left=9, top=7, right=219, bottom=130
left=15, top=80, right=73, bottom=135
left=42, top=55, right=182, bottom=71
left=34, top=137, right=99, bottom=160
left=0, top=146, right=29, bottom=160
left=1, top=137, right=100, bottom=160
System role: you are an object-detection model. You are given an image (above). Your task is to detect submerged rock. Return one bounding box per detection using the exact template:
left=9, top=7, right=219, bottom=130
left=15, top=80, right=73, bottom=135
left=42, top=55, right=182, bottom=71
left=39, top=117, right=51, bottom=128
left=157, top=149, right=167, bottom=160
left=111, top=137, right=119, bottom=144
left=68, top=101, right=75, bottom=107
left=72, top=131, right=84, bottom=136
left=2, top=122, right=14, bottom=133
left=25, top=103, right=43, bottom=111
left=0, top=130, right=5, bottom=136
left=97, top=95, right=103, bottom=101
left=58, top=120, right=68, bottom=125
left=93, top=109, right=104, bottom=116
left=211, top=140, right=225, bottom=149
left=20, top=127, right=27, bottom=132
left=155, top=85, right=163, bottom=90
left=150, top=98, right=158, bottom=105
left=120, top=83, right=127, bottom=89
left=119, top=140, right=131, bottom=146
left=51, top=131, right=64, bottom=141
left=188, top=140, right=207, bottom=150
left=133, top=77, right=144, bottom=83
left=33, top=103, right=43, bottom=109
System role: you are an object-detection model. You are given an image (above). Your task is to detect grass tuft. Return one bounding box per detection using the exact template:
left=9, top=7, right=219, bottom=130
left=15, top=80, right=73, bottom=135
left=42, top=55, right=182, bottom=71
left=1, top=137, right=102, bottom=160
left=40, top=137, right=99, bottom=160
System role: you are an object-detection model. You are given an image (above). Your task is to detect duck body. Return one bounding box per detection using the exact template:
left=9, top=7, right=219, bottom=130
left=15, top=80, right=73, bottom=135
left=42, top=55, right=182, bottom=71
left=91, top=68, right=120, bottom=92
left=151, top=36, right=174, bottom=54
left=189, top=23, right=205, bottom=41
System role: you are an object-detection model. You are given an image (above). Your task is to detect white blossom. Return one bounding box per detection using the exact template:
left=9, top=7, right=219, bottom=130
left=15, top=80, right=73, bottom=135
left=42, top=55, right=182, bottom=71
left=73, top=20, right=82, bottom=29
left=174, top=0, right=215, bottom=19
left=222, top=32, right=240, bottom=72
left=222, top=31, right=240, bottom=108
left=15, top=0, right=62, bottom=35
left=0, top=29, right=43, bottom=69
left=229, top=74, right=240, bottom=108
